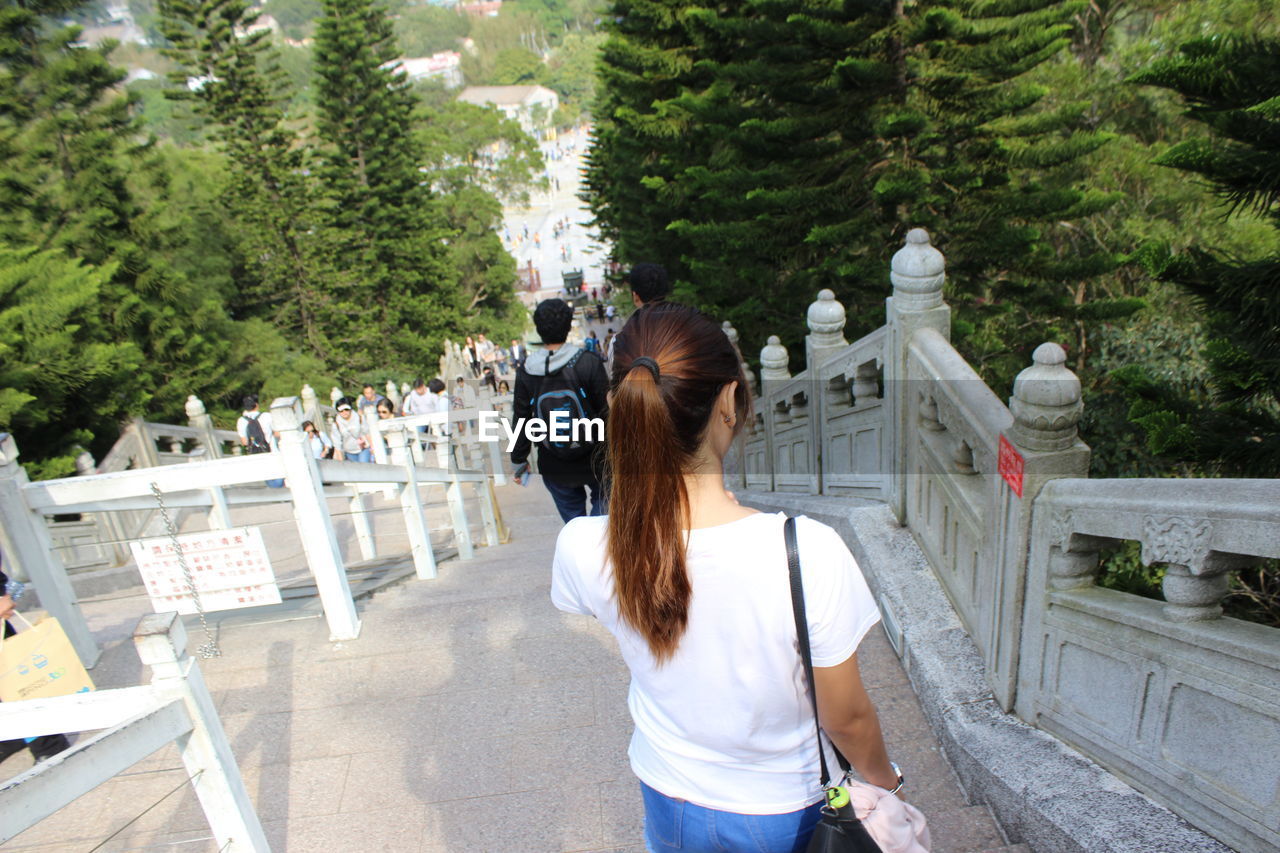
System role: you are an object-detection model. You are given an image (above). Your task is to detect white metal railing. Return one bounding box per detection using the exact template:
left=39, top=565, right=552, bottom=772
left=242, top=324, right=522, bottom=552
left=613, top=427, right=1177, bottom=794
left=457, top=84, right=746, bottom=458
left=0, top=612, right=268, bottom=851
left=0, top=395, right=502, bottom=667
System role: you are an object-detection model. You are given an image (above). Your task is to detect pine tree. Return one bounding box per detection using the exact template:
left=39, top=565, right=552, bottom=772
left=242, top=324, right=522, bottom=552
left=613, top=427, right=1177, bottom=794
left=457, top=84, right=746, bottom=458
left=1118, top=36, right=1280, bottom=475
left=665, top=0, right=901, bottom=346
left=312, top=0, right=465, bottom=375
left=0, top=248, right=142, bottom=478
left=0, top=0, right=246, bottom=460
left=583, top=0, right=706, bottom=282
left=885, top=0, right=1128, bottom=390
left=159, top=0, right=331, bottom=359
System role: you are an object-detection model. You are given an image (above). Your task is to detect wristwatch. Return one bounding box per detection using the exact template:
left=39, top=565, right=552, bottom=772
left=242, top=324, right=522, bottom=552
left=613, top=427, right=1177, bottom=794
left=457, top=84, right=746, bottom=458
left=887, top=761, right=905, bottom=795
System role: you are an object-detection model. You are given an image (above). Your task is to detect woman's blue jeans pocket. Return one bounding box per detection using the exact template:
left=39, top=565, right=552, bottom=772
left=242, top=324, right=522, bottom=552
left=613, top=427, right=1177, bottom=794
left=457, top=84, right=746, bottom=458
left=641, top=781, right=684, bottom=849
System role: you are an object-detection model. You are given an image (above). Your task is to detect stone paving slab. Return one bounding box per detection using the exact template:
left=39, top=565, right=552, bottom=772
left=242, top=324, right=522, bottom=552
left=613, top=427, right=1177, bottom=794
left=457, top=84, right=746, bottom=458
left=2, top=480, right=1006, bottom=852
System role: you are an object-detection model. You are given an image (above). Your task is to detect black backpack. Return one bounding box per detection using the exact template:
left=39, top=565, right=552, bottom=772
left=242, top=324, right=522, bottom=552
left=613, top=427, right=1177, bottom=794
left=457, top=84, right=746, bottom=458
left=244, top=414, right=271, bottom=454
left=531, top=350, right=598, bottom=462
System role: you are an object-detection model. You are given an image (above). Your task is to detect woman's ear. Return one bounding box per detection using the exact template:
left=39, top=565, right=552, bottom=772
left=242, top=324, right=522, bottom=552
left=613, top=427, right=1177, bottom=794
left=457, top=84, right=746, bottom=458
left=717, top=381, right=739, bottom=421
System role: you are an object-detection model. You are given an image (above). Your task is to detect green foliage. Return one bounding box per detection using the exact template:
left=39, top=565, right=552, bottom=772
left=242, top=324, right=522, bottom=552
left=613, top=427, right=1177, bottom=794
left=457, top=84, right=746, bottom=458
left=492, top=46, right=544, bottom=83
left=312, top=0, right=468, bottom=375
left=160, top=0, right=333, bottom=357
left=0, top=248, right=140, bottom=478
left=542, top=30, right=603, bottom=116
left=393, top=4, right=470, bottom=57
left=1120, top=36, right=1280, bottom=476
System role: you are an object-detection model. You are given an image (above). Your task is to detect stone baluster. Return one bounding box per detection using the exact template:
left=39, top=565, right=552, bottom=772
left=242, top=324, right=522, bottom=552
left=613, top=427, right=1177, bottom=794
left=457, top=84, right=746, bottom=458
left=1139, top=517, right=1254, bottom=622
left=386, top=380, right=402, bottom=411
left=300, top=383, right=321, bottom=426
left=919, top=392, right=945, bottom=431
left=400, top=382, right=411, bottom=401
left=75, top=450, right=97, bottom=476
left=852, top=361, right=879, bottom=405
left=806, top=289, right=847, bottom=368
left=186, top=395, right=222, bottom=459
left=886, top=228, right=950, bottom=520
left=759, top=335, right=790, bottom=381
left=953, top=440, right=975, bottom=474
left=330, top=386, right=344, bottom=407
left=827, top=374, right=852, bottom=406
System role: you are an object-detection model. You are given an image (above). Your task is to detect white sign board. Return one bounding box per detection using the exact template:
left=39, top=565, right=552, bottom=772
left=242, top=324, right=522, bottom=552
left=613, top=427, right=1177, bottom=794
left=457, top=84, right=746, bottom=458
left=130, top=527, right=282, bottom=615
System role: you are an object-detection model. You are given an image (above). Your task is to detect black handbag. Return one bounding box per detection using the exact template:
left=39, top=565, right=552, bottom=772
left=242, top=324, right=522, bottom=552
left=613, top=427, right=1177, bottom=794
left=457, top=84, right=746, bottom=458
left=785, top=516, right=884, bottom=853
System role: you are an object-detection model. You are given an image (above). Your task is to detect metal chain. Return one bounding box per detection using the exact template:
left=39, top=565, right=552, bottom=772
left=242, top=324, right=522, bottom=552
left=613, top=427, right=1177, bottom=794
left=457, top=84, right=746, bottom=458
left=149, top=482, right=220, bottom=659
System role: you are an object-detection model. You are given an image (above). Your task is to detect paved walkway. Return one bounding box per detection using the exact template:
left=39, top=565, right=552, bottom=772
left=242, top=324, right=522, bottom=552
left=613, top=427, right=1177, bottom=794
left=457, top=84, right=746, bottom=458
left=2, top=482, right=1025, bottom=852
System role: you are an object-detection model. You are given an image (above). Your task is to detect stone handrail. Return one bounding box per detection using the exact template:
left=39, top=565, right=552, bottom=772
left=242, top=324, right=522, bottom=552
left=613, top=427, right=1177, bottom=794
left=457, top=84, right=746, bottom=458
left=735, top=227, right=1274, bottom=851
left=1020, top=477, right=1280, bottom=852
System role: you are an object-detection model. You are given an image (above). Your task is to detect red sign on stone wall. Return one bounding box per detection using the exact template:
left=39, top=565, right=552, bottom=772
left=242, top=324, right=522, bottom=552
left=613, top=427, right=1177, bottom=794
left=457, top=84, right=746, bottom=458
left=998, top=434, right=1024, bottom=497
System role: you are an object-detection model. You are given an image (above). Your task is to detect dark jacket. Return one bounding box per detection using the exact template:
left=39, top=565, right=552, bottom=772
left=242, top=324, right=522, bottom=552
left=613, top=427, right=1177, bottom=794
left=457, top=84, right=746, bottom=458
left=511, top=344, right=609, bottom=485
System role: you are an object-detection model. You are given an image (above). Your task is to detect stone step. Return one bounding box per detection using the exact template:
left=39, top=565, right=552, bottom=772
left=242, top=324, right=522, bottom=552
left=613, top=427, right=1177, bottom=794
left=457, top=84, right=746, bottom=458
left=926, top=804, right=1008, bottom=853
left=978, top=845, right=1032, bottom=853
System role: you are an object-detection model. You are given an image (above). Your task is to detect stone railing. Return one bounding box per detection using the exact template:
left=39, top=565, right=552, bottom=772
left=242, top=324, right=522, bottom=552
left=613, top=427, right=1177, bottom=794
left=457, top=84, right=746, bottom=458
left=741, top=230, right=1090, bottom=709
left=736, top=228, right=1277, bottom=852
left=1020, top=478, right=1280, bottom=852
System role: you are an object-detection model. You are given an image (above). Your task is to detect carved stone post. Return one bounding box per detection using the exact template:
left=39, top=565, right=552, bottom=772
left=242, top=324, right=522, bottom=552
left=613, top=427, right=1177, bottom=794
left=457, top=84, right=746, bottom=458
left=987, top=342, right=1091, bottom=710
left=756, top=336, right=791, bottom=492
left=385, top=380, right=402, bottom=412
left=807, top=290, right=847, bottom=494
left=329, top=386, right=343, bottom=408
left=885, top=229, right=950, bottom=521
left=0, top=435, right=99, bottom=666
left=186, top=395, right=222, bottom=460
left=300, top=383, right=321, bottom=427
left=185, top=396, right=230, bottom=527
left=760, top=335, right=790, bottom=381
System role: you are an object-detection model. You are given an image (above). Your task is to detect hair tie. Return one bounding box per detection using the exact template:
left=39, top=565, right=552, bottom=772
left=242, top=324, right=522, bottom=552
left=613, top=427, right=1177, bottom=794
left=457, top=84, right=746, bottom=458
left=631, top=356, right=661, bottom=384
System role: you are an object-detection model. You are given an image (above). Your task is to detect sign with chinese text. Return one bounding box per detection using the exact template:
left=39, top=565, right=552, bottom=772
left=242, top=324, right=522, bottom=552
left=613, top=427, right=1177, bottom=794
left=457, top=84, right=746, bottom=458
left=998, top=434, right=1025, bottom=498
left=130, top=527, right=281, bottom=615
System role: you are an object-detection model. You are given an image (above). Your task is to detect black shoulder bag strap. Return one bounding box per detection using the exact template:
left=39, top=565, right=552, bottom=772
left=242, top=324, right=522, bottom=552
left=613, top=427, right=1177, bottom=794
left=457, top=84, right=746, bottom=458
left=786, top=515, right=852, bottom=787
left=787, top=516, right=883, bottom=853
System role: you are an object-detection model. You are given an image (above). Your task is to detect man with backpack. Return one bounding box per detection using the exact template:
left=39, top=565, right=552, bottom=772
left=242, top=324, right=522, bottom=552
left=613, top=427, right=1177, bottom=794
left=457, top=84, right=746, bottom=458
left=237, top=395, right=284, bottom=487
left=511, top=299, right=609, bottom=522
left=237, top=395, right=275, bottom=454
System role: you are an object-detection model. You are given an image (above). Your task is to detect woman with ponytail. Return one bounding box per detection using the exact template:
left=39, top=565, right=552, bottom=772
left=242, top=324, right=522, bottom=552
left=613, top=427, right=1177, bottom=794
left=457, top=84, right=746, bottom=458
left=551, top=303, right=900, bottom=852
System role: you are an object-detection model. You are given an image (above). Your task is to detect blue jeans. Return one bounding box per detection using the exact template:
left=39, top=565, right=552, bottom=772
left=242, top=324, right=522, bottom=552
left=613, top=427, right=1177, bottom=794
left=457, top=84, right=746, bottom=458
left=543, top=476, right=606, bottom=523
left=346, top=448, right=373, bottom=463
left=641, top=781, right=823, bottom=853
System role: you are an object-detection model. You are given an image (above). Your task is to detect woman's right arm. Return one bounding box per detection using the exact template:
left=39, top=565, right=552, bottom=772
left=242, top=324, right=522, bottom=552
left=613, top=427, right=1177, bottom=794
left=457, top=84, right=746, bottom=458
left=812, top=653, right=898, bottom=791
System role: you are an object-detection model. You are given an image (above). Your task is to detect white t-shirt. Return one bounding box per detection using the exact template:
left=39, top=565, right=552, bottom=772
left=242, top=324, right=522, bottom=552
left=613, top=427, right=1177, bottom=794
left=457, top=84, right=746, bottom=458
left=401, top=388, right=436, bottom=417
left=551, top=511, right=880, bottom=814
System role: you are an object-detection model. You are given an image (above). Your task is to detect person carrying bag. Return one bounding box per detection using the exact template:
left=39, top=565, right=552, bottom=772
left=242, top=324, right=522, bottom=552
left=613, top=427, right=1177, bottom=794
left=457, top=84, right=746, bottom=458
left=551, top=303, right=921, bottom=852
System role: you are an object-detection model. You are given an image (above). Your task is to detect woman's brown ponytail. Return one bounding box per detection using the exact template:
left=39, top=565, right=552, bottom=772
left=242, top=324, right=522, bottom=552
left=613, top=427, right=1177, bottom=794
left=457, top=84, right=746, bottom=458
left=606, top=303, right=750, bottom=663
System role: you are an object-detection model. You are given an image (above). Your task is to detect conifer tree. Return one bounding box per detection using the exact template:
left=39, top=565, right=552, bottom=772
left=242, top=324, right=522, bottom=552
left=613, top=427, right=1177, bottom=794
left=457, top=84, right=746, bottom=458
left=583, top=0, right=705, bottom=282
left=665, top=0, right=900, bottom=344
left=312, top=0, right=466, bottom=375
left=0, top=248, right=141, bottom=478
left=1119, top=36, right=1280, bottom=475
left=0, top=0, right=245, bottom=459
left=884, top=0, right=1128, bottom=390
left=159, top=0, right=331, bottom=358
